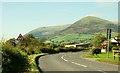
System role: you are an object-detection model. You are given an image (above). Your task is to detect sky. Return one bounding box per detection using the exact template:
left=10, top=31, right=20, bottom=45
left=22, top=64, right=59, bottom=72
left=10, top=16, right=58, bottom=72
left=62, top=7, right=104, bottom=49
left=0, top=0, right=119, bottom=40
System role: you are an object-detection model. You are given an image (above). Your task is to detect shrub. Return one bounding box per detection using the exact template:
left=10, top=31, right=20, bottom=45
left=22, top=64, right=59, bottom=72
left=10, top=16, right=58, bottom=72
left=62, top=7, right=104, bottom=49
left=5, top=38, right=16, bottom=47
left=90, top=49, right=101, bottom=55
left=92, top=33, right=106, bottom=48
left=54, top=48, right=60, bottom=53
left=64, top=47, right=77, bottom=52
left=2, top=43, right=30, bottom=73
left=40, top=47, right=57, bottom=54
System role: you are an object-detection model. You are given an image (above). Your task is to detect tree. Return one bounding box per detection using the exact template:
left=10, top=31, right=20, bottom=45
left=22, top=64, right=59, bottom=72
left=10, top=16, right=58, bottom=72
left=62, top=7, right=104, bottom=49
left=92, top=33, right=106, bottom=48
left=6, top=38, right=16, bottom=47
left=17, top=34, right=47, bottom=54
left=2, top=42, right=30, bottom=73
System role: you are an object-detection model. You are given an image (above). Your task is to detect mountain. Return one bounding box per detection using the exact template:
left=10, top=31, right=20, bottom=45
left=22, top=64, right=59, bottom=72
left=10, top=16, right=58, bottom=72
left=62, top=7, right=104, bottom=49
left=58, top=16, right=118, bottom=35
left=27, top=16, right=118, bottom=38
left=27, top=24, right=71, bottom=38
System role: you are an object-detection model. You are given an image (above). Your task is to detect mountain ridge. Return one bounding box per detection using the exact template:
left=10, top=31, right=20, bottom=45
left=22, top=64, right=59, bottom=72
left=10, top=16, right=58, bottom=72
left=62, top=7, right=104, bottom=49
left=58, top=16, right=118, bottom=35
left=27, top=24, right=71, bottom=38
left=27, top=16, right=118, bottom=38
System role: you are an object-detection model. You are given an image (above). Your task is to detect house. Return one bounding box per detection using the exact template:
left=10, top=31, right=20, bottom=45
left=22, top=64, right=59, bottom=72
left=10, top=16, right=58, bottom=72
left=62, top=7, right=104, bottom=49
left=100, top=40, right=108, bottom=52
left=65, top=44, right=77, bottom=47
left=100, top=37, right=120, bottom=53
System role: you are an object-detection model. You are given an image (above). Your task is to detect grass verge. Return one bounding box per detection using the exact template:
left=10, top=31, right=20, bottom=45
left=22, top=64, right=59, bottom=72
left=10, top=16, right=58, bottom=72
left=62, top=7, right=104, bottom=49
left=27, top=53, right=46, bottom=72
left=83, top=52, right=119, bottom=65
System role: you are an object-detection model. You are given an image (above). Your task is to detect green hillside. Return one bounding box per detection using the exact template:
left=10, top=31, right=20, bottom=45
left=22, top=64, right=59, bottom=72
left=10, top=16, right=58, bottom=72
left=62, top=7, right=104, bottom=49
left=27, top=24, right=71, bottom=38
left=59, top=16, right=118, bottom=35
left=27, top=16, right=118, bottom=43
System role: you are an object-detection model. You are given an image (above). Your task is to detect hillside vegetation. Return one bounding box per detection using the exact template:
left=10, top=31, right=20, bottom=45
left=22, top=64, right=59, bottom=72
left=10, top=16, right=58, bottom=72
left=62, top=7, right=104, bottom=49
left=50, top=33, right=94, bottom=44
left=49, top=32, right=118, bottom=44
left=59, top=16, right=118, bottom=34
left=28, top=24, right=71, bottom=38
left=27, top=16, right=118, bottom=40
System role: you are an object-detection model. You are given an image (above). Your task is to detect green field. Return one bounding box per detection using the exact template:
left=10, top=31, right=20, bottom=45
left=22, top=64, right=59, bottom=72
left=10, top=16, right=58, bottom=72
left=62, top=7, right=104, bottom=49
left=50, top=33, right=94, bottom=43
left=49, top=32, right=118, bottom=44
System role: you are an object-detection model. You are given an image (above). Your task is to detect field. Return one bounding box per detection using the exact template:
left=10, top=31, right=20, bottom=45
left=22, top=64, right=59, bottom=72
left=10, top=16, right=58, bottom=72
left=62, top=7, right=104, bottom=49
left=49, top=32, right=118, bottom=44
left=50, top=33, right=94, bottom=43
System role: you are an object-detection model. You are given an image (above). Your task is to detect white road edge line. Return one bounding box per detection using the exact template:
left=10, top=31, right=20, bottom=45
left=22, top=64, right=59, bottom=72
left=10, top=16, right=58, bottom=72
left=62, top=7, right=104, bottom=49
left=61, top=55, right=87, bottom=68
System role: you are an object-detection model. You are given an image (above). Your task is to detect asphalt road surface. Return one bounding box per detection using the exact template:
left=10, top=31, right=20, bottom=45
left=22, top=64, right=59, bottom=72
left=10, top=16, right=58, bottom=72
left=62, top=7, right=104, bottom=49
left=39, top=51, right=119, bottom=73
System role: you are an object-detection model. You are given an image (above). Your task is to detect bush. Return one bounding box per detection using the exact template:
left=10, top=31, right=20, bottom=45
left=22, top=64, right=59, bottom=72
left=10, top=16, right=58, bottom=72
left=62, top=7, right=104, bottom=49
left=2, top=43, right=30, bottom=73
left=54, top=48, right=60, bottom=53
left=65, top=47, right=78, bottom=52
left=1, top=35, right=46, bottom=72
left=59, top=47, right=82, bottom=52
left=40, top=47, right=57, bottom=54
left=91, top=49, right=101, bottom=55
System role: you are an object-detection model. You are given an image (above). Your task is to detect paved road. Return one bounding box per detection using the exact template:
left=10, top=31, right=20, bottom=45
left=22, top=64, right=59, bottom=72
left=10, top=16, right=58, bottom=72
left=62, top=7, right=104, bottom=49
left=39, top=51, right=119, bottom=73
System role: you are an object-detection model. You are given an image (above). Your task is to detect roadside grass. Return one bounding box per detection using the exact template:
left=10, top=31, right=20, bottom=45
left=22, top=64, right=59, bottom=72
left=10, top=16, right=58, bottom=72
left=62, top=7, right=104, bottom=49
left=83, top=52, right=119, bottom=64
left=27, top=53, right=45, bottom=72
left=97, top=58, right=119, bottom=65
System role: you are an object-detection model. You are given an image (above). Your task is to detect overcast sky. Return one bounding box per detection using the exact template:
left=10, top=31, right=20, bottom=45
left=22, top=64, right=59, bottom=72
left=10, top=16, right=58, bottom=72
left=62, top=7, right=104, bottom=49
left=0, top=0, right=119, bottom=40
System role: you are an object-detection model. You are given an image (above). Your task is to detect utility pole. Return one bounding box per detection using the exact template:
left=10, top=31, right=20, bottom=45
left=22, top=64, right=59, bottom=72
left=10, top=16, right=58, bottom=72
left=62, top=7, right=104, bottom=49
left=107, top=31, right=109, bottom=58
left=107, top=29, right=111, bottom=58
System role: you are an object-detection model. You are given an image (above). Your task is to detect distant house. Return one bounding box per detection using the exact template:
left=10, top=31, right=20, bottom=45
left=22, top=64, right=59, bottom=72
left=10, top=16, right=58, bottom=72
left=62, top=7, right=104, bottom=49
left=65, top=44, right=77, bottom=48
left=111, top=38, right=117, bottom=43
left=65, top=43, right=89, bottom=48
left=100, top=40, right=108, bottom=52
left=111, top=37, right=120, bottom=46
left=100, top=37, right=120, bottom=52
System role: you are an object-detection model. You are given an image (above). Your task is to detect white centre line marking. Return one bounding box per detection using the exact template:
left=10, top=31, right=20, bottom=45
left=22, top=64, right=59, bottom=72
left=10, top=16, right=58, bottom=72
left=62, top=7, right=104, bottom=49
left=71, top=62, right=75, bottom=64
left=61, top=55, right=68, bottom=62
left=61, top=56, right=64, bottom=59
left=81, top=64, right=87, bottom=67
left=71, top=61, right=87, bottom=67
left=61, top=55, right=87, bottom=68
left=64, top=59, right=68, bottom=62
left=73, top=62, right=81, bottom=65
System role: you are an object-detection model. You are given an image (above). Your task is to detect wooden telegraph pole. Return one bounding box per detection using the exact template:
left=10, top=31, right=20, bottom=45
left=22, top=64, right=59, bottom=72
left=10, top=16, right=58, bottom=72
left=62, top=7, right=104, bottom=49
left=107, top=29, right=111, bottom=58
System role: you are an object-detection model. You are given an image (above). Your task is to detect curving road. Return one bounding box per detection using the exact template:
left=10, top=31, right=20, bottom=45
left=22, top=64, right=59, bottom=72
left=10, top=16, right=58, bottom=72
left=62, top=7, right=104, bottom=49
left=39, top=51, right=119, bottom=73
